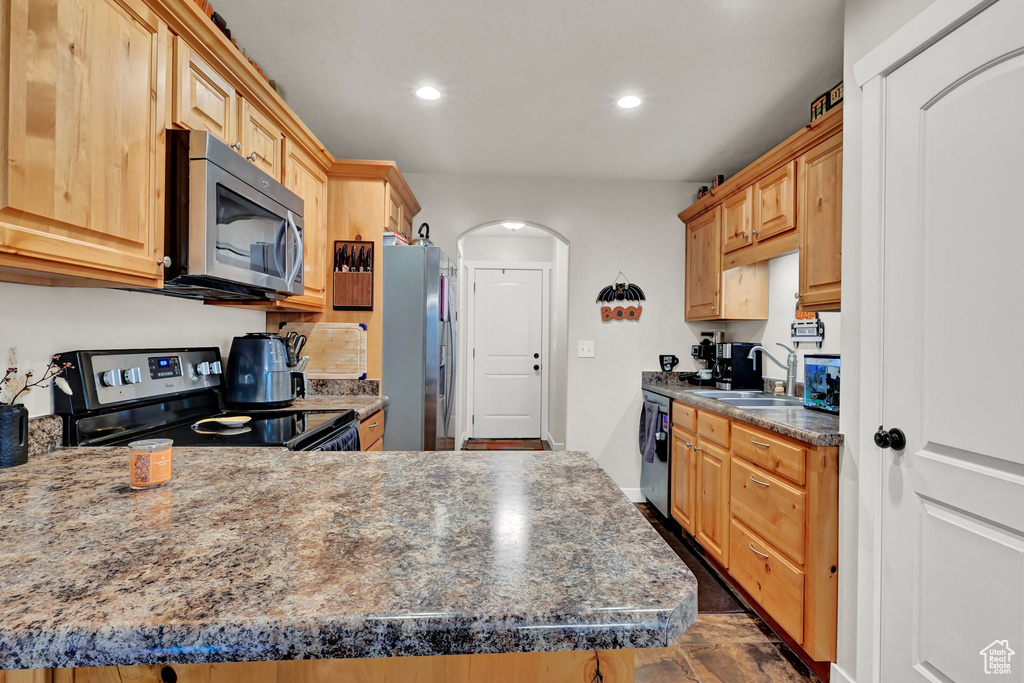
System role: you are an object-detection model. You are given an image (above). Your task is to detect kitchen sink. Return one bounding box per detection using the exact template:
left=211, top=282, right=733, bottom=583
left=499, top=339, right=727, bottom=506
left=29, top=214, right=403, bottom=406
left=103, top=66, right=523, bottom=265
left=686, top=390, right=774, bottom=399
left=716, top=397, right=803, bottom=408
left=684, top=390, right=804, bottom=409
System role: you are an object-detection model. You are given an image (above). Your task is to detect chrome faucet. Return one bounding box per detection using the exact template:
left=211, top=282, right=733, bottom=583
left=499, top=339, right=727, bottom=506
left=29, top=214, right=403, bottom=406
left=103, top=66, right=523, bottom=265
left=747, top=343, right=798, bottom=397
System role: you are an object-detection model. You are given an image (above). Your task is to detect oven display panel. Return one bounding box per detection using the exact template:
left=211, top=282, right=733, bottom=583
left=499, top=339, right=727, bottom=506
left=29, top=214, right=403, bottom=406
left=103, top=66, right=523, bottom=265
left=148, top=356, right=182, bottom=379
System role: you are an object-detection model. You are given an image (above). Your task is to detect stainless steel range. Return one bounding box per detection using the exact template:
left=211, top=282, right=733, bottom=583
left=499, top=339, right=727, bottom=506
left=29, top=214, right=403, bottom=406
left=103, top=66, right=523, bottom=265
left=54, top=347, right=359, bottom=451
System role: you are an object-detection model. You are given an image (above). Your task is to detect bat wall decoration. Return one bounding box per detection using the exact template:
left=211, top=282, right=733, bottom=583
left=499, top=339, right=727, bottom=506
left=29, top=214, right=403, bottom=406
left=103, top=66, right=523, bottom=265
left=597, top=275, right=646, bottom=321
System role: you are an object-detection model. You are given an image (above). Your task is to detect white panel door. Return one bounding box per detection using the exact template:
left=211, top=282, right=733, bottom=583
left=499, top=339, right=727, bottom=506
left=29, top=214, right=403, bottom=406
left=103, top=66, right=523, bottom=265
left=878, top=2, right=1024, bottom=681
left=472, top=269, right=544, bottom=438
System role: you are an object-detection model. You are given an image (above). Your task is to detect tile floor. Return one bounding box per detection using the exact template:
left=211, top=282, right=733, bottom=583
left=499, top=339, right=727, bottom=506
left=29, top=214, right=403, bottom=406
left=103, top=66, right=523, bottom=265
left=462, top=438, right=550, bottom=450
left=635, top=504, right=818, bottom=683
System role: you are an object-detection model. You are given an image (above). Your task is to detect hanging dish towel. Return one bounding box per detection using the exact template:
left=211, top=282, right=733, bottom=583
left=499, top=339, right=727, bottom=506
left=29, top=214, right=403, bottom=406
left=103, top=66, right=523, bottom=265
left=640, top=400, right=660, bottom=463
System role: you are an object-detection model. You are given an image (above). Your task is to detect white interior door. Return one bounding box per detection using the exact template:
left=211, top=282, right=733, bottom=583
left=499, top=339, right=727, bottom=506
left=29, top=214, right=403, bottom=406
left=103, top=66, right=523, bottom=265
left=878, top=2, right=1024, bottom=680
left=472, top=268, right=544, bottom=438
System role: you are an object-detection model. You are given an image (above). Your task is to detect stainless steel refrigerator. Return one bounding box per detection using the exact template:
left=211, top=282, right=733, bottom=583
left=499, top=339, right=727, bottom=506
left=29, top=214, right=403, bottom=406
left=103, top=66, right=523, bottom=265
left=381, top=244, right=458, bottom=450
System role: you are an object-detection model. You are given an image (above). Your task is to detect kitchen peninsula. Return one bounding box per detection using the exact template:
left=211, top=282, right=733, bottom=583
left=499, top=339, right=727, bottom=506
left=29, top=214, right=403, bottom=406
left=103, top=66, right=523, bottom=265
left=0, top=448, right=697, bottom=682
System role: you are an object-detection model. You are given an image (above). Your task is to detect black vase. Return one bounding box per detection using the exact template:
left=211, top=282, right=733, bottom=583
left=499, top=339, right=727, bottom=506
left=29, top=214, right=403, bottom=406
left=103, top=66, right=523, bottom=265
left=0, top=404, right=29, bottom=468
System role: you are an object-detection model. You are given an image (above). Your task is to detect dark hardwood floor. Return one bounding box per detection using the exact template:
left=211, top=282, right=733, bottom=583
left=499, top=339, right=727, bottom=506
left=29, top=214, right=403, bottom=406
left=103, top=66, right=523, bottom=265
left=634, top=503, right=818, bottom=683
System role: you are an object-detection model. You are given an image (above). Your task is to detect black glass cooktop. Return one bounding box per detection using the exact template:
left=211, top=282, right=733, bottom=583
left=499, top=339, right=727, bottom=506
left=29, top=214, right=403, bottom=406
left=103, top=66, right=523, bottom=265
left=128, top=410, right=357, bottom=449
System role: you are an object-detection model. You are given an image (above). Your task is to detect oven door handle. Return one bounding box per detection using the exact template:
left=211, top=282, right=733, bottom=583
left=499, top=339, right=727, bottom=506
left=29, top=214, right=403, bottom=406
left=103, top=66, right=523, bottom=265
left=284, top=211, right=303, bottom=289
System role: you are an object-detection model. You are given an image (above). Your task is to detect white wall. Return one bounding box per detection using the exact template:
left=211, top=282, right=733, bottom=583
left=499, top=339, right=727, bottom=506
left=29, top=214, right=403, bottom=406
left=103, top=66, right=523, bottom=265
left=0, top=283, right=265, bottom=418
left=837, top=1, right=937, bottom=681
left=461, top=230, right=569, bottom=448
left=724, top=252, right=842, bottom=382
left=407, top=172, right=703, bottom=499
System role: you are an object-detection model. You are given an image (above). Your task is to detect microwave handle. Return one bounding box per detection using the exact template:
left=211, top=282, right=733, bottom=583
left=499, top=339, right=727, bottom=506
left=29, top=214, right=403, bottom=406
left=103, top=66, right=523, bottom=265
left=284, top=211, right=302, bottom=288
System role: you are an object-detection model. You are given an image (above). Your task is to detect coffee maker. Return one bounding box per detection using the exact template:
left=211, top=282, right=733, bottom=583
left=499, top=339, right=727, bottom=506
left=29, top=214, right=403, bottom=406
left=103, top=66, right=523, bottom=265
left=712, top=342, right=763, bottom=390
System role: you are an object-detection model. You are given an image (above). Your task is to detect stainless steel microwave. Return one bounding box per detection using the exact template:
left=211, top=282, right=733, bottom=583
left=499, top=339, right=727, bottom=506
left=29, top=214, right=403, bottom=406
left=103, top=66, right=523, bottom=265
left=159, top=129, right=304, bottom=301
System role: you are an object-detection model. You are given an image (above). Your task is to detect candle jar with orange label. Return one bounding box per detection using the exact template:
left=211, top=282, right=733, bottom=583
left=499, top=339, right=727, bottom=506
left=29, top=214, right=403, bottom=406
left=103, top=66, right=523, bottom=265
left=128, top=438, right=173, bottom=490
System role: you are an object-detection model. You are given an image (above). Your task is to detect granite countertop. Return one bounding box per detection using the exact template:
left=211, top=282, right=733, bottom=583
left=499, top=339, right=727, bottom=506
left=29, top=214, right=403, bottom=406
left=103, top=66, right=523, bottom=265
left=642, top=382, right=843, bottom=446
left=0, top=448, right=697, bottom=670
left=287, top=395, right=388, bottom=420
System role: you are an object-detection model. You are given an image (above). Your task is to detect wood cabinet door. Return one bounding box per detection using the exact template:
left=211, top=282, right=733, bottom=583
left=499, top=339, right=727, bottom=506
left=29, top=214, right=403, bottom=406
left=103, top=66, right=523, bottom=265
left=671, top=427, right=697, bottom=534
left=798, top=134, right=842, bottom=311
left=402, top=207, right=414, bottom=240
left=695, top=438, right=731, bottom=566
left=283, top=140, right=328, bottom=308
left=684, top=206, right=722, bottom=320
left=754, top=161, right=796, bottom=241
left=240, top=98, right=284, bottom=180
left=385, top=183, right=402, bottom=233
left=173, top=37, right=236, bottom=145
left=721, top=187, right=753, bottom=254
left=0, top=0, right=168, bottom=287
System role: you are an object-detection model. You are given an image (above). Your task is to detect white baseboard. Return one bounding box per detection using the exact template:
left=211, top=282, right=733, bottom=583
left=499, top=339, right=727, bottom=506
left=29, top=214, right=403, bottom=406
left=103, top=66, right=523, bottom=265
left=545, top=432, right=565, bottom=450
left=830, top=664, right=856, bottom=683
left=621, top=488, right=646, bottom=503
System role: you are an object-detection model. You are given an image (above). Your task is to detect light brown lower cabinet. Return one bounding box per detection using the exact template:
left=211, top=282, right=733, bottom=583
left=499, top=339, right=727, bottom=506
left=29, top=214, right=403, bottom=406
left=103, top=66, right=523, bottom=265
left=669, top=400, right=838, bottom=665
left=359, top=409, right=386, bottom=450
left=0, top=649, right=635, bottom=683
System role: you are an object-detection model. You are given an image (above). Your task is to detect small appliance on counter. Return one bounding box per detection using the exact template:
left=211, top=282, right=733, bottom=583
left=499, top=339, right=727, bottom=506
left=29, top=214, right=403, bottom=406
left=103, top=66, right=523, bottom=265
left=804, top=354, right=840, bottom=414
left=225, top=333, right=307, bottom=409
left=712, top=342, right=763, bottom=390
left=54, top=347, right=358, bottom=450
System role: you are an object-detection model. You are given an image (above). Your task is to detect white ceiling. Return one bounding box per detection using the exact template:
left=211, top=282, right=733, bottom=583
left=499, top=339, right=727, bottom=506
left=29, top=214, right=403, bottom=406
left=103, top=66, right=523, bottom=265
left=468, top=224, right=553, bottom=238
left=215, top=0, right=844, bottom=181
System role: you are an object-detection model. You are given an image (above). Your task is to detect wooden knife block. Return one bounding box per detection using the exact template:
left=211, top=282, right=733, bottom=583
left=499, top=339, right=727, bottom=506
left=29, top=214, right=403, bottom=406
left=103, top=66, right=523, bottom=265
left=333, top=240, right=374, bottom=311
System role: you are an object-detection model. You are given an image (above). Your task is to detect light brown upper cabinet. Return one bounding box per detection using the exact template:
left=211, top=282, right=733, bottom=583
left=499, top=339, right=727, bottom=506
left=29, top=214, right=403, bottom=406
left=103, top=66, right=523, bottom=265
left=0, top=0, right=169, bottom=288
left=754, top=160, right=796, bottom=241
left=173, top=37, right=236, bottom=145
left=798, top=133, right=843, bottom=311
left=685, top=207, right=722, bottom=319
left=281, top=140, right=329, bottom=310
left=722, top=187, right=754, bottom=254
left=240, top=98, right=284, bottom=180
left=685, top=207, right=769, bottom=321
left=385, top=183, right=403, bottom=234
left=679, top=104, right=843, bottom=316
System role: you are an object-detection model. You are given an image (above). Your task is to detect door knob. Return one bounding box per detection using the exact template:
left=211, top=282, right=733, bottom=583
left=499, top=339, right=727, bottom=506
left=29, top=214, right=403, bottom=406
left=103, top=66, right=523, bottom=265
left=874, top=426, right=907, bottom=451
left=533, top=365, right=540, bottom=371
left=533, top=353, right=539, bottom=359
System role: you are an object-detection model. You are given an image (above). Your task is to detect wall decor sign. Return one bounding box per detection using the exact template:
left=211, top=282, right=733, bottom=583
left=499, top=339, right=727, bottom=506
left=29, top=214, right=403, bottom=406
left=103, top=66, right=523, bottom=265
left=597, top=272, right=646, bottom=321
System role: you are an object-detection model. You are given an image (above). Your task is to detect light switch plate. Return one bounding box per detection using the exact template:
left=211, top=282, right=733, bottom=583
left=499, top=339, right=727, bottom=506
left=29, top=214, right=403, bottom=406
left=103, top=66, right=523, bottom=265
left=578, top=341, right=595, bottom=358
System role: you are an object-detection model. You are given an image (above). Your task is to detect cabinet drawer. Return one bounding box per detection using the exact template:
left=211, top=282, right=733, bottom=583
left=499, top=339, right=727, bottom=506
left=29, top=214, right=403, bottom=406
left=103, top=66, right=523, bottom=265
left=672, top=401, right=696, bottom=433
left=697, top=410, right=730, bottom=449
left=732, top=423, right=806, bottom=485
left=729, top=520, right=805, bottom=642
left=359, top=410, right=386, bottom=450
left=731, top=458, right=806, bottom=564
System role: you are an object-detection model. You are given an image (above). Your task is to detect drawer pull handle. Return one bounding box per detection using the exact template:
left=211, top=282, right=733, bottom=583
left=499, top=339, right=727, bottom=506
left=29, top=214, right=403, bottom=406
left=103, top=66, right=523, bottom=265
left=749, top=543, right=770, bottom=559
left=749, top=475, right=770, bottom=487
left=368, top=422, right=380, bottom=428
left=750, top=439, right=771, bottom=448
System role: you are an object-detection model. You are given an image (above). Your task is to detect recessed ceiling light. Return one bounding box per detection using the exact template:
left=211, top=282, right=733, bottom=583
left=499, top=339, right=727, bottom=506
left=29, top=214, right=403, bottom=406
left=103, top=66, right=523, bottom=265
left=501, top=222, right=525, bottom=231
left=416, top=86, right=441, bottom=101
left=617, top=95, right=642, bottom=109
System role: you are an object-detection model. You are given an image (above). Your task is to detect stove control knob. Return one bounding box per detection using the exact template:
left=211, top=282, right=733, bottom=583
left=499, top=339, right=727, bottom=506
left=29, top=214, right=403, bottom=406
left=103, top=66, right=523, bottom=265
left=124, top=367, right=143, bottom=385
left=210, top=361, right=222, bottom=375
left=196, top=361, right=211, bottom=376
left=101, top=369, right=123, bottom=387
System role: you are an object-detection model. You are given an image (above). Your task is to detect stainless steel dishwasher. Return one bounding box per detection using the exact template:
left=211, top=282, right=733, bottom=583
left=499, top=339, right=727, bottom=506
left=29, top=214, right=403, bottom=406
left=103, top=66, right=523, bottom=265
left=640, top=390, right=672, bottom=517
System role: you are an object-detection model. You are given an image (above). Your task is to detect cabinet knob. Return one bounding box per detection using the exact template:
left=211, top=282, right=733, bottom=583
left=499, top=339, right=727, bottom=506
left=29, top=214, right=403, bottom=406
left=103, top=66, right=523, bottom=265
left=232, top=141, right=242, bottom=150
left=157, top=256, right=172, bottom=268
left=710, top=305, right=716, bottom=311
left=248, top=152, right=258, bottom=162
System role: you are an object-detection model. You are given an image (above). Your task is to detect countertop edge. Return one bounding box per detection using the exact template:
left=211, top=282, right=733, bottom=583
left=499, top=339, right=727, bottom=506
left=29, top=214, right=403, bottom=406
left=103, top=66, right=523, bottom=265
left=642, top=383, right=844, bottom=447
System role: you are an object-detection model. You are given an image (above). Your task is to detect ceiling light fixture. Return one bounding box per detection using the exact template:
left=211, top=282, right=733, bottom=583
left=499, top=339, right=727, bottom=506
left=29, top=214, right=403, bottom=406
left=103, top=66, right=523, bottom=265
left=501, top=222, right=525, bottom=231
left=617, top=95, right=642, bottom=109
left=416, top=86, right=441, bottom=101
